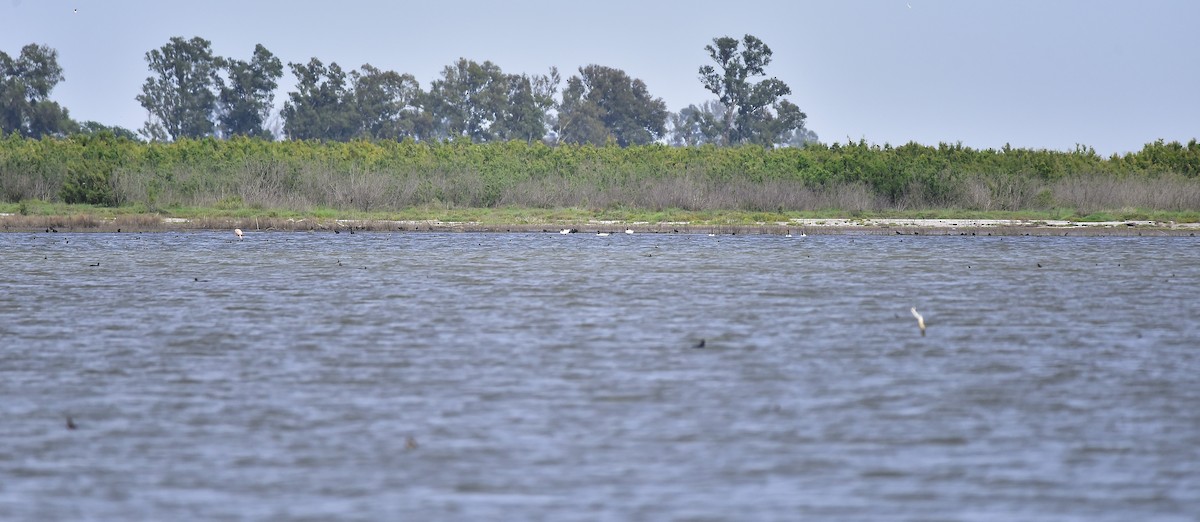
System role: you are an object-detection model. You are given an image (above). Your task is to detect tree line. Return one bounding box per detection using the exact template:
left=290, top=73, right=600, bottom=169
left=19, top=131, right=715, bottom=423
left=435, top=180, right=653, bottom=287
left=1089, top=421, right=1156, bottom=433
left=2, top=34, right=815, bottom=147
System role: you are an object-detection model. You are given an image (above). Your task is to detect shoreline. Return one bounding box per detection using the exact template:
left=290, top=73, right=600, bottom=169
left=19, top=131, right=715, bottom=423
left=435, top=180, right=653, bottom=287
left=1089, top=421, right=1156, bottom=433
left=3, top=214, right=1197, bottom=236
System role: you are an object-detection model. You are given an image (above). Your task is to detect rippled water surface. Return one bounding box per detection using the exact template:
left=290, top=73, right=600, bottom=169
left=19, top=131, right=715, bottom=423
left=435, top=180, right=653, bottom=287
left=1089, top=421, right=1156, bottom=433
left=2, top=231, right=1198, bottom=520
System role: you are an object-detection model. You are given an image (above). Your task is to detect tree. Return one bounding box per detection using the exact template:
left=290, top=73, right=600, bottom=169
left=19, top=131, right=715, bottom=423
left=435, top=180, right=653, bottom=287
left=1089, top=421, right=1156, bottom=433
left=350, top=64, right=427, bottom=140
left=137, top=36, right=223, bottom=141
left=428, top=59, right=510, bottom=142
left=555, top=65, right=667, bottom=147
left=698, top=34, right=809, bottom=146
left=668, top=101, right=726, bottom=146
left=217, top=44, right=283, bottom=139
left=490, top=69, right=558, bottom=142
left=281, top=58, right=357, bottom=141
left=0, top=43, right=76, bottom=138
left=76, top=120, right=141, bottom=141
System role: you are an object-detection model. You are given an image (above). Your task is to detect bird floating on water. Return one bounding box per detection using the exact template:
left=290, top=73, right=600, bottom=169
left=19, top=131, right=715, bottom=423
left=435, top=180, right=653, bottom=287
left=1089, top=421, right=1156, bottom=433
left=66, top=416, right=77, bottom=430
left=597, top=231, right=610, bottom=237
left=234, top=228, right=244, bottom=240
left=692, top=339, right=706, bottom=349
left=625, top=229, right=634, bottom=234
left=406, top=436, right=419, bottom=450
left=910, top=307, right=926, bottom=336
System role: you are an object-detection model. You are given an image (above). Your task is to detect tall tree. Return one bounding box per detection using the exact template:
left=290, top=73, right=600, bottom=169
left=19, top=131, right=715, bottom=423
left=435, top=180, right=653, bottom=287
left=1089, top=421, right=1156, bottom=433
left=428, top=59, right=509, bottom=142
left=351, top=64, right=427, bottom=140
left=491, top=68, right=558, bottom=142
left=698, top=34, right=808, bottom=146
left=217, top=44, right=283, bottom=139
left=281, top=58, right=357, bottom=141
left=137, top=36, right=223, bottom=141
left=0, top=43, right=76, bottom=138
left=668, top=101, right=728, bottom=146
left=555, top=65, right=667, bottom=147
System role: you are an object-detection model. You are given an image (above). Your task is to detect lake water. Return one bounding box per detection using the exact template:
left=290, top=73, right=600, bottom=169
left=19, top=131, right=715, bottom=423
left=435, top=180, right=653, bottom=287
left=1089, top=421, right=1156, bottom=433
left=1, top=231, right=1198, bottom=521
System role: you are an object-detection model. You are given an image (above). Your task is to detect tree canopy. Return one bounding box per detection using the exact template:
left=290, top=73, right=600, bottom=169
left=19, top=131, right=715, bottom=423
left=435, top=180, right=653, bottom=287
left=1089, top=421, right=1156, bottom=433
left=6, top=33, right=824, bottom=147
left=698, top=34, right=810, bottom=146
left=0, top=44, right=75, bottom=138
left=556, top=65, right=667, bottom=146
left=137, top=36, right=222, bottom=141
left=218, top=44, right=283, bottom=139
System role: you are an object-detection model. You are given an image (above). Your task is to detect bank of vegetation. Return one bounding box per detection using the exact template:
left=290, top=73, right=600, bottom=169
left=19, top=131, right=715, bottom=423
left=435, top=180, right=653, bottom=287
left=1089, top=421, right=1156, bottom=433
left=2, top=134, right=1199, bottom=223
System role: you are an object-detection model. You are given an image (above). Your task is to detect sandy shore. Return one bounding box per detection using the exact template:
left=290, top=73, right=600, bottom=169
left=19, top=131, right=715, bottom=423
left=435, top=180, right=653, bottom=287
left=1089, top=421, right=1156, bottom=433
left=3, top=213, right=1198, bottom=236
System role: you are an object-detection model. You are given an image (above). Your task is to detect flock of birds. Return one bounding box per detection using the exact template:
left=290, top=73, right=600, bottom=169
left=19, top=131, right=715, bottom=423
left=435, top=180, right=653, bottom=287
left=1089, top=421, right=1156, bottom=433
left=229, top=225, right=926, bottom=338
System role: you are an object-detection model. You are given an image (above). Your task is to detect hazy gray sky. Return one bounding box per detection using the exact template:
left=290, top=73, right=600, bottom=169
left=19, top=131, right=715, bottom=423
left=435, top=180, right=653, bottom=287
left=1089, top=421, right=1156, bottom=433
left=3, top=0, right=1196, bottom=154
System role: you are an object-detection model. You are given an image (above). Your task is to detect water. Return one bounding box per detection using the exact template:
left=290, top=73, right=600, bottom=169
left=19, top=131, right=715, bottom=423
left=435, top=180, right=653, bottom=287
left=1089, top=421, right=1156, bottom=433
left=2, top=231, right=1198, bottom=521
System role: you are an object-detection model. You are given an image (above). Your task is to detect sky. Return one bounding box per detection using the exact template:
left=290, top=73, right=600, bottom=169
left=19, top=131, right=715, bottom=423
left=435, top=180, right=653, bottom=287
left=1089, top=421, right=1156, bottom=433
left=2, top=0, right=1197, bottom=155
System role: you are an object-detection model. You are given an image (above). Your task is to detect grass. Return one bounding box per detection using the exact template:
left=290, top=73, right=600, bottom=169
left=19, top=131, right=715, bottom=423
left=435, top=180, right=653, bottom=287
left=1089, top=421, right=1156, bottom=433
left=4, top=200, right=1198, bottom=231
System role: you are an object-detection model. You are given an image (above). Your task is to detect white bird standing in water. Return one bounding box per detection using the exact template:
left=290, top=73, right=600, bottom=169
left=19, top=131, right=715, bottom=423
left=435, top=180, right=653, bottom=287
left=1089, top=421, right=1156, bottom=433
left=910, top=307, right=926, bottom=336
left=234, top=228, right=244, bottom=240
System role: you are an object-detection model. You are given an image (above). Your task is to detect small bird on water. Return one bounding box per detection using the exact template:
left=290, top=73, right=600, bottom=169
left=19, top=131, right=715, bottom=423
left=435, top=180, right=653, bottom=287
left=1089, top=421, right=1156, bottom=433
left=66, top=416, right=77, bottom=430
left=234, top=228, right=244, bottom=239
left=910, top=307, right=926, bottom=336
left=692, top=339, right=706, bottom=349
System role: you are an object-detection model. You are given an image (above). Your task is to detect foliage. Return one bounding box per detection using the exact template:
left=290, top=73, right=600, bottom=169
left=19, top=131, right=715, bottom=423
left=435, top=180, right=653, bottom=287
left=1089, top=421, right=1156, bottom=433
left=218, top=44, right=283, bottom=139
left=281, top=58, right=357, bottom=141
left=137, top=36, right=224, bottom=141
left=698, top=34, right=809, bottom=146
left=0, top=44, right=75, bottom=138
left=351, top=64, right=428, bottom=141
left=556, top=65, right=668, bottom=147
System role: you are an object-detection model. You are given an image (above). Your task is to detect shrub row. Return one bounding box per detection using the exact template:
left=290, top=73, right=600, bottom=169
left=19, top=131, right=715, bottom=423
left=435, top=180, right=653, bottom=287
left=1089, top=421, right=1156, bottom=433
left=2, top=133, right=1198, bottom=212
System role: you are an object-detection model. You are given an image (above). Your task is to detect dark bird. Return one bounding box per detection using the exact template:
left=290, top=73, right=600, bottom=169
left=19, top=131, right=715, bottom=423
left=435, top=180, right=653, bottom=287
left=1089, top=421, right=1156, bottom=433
left=88, top=262, right=100, bottom=267
left=692, top=339, right=706, bottom=349
left=66, top=416, right=77, bottom=430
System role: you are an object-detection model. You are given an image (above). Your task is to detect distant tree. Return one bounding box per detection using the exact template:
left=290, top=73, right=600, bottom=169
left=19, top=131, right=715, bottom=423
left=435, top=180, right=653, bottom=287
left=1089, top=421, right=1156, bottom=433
left=698, top=34, right=809, bottom=146
left=217, top=44, right=283, bottom=139
left=137, top=36, right=223, bottom=141
left=0, top=43, right=76, bottom=138
left=76, top=120, right=141, bottom=141
left=350, top=64, right=427, bottom=140
left=492, top=69, right=556, bottom=144
left=555, top=65, right=667, bottom=147
left=427, top=59, right=510, bottom=142
left=281, top=58, right=357, bottom=141
left=668, top=101, right=726, bottom=146
left=491, top=68, right=558, bottom=142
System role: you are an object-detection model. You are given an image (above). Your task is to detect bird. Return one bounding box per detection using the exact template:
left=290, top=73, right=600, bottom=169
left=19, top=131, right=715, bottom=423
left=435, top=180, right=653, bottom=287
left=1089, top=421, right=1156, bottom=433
left=560, top=228, right=571, bottom=234
left=692, top=339, right=706, bottom=349
left=234, top=228, right=244, bottom=240
left=625, top=229, right=634, bottom=234
left=910, top=307, right=926, bottom=336
left=597, top=232, right=610, bottom=237
left=785, top=230, right=793, bottom=237
left=66, top=416, right=77, bottom=430
left=406, top=436, right=419, bottom=450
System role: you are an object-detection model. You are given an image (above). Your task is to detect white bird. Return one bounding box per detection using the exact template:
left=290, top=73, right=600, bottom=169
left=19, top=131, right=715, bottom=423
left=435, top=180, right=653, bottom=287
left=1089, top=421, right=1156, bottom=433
left=625, top=229, right=634, bottom=234
left=910, top=307, right=926, bottom=336
left=785, top=230, right=793, bottom=238
left=234, top=228, right=244, bottom=240
left=560, top=228, right=571, bottom=234
left=596, top=232, right=610, bottom=237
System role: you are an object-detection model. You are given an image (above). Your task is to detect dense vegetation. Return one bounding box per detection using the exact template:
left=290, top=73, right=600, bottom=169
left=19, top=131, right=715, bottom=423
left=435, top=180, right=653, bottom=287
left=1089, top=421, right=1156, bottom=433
left=2, top=34, right=812, bottom=148
left=2, top=135, right=1198, bottom=219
